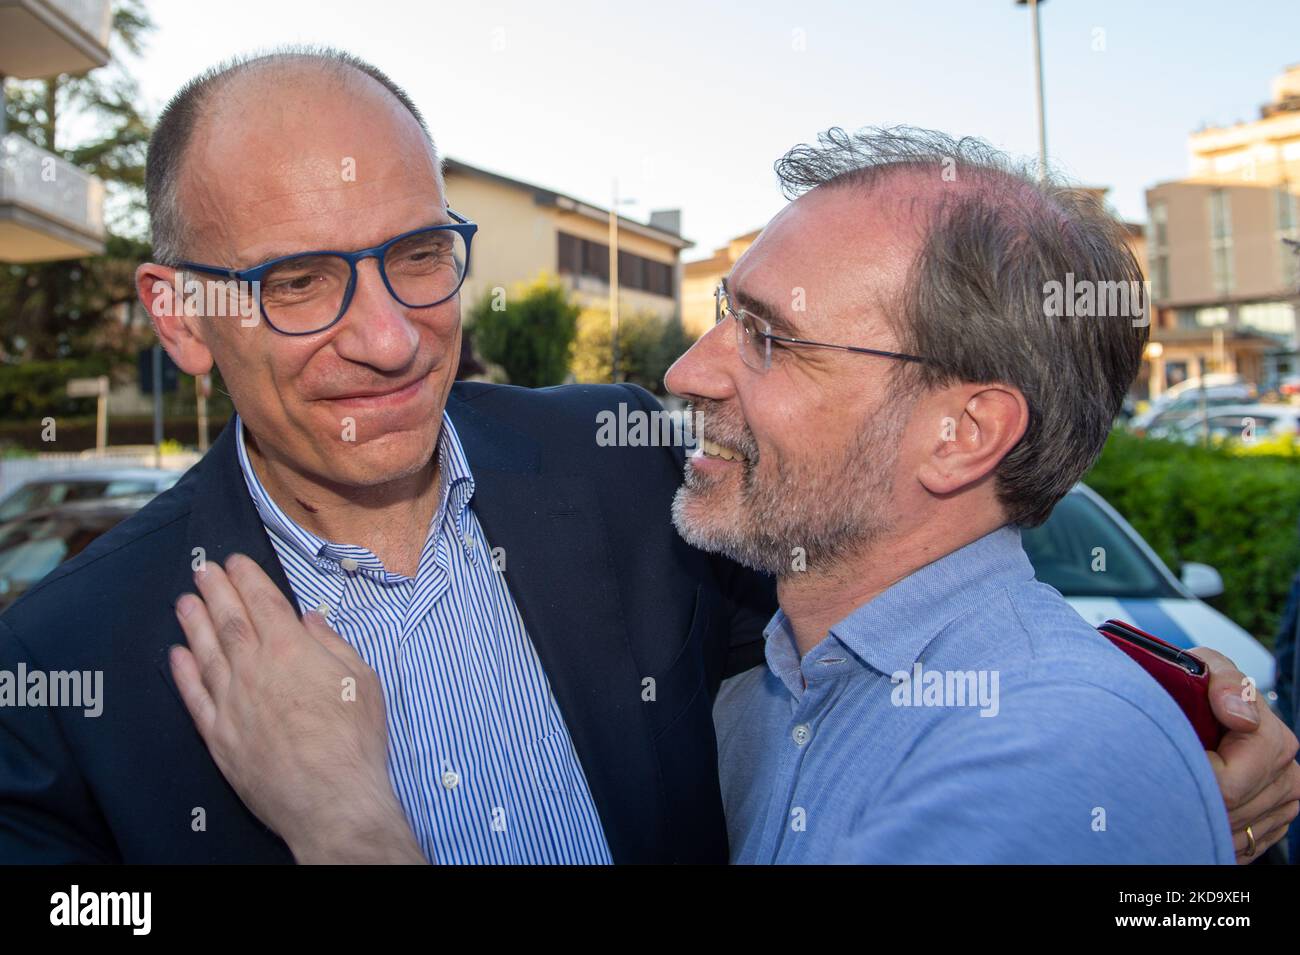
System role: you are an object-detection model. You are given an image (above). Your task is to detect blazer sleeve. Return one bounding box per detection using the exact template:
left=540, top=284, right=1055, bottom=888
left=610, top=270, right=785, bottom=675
left=615, top=383, right=779, bottom=685
left=0, top=618, right=117, bottom=863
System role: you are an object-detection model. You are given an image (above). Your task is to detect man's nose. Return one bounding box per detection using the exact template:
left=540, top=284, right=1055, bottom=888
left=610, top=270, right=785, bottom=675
left=664, top=318, right=738, bottom=403
left=331, top=259, right=420, bottom=372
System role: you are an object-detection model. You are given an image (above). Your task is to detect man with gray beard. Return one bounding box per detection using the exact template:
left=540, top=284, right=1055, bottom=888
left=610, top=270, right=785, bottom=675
left=665, top=127, right=1297, bottom=862
left=161, top=126, right=1300, bottom=864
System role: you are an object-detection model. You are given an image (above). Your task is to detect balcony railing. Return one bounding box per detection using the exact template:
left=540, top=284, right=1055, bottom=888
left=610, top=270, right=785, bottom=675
left=0, top=132, right=105, bottom=261
left=0, top=0, right=112, bottom=79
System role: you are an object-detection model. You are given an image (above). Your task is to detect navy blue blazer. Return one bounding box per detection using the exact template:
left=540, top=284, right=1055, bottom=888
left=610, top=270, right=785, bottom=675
left=0, top=382, right=775, bottom=863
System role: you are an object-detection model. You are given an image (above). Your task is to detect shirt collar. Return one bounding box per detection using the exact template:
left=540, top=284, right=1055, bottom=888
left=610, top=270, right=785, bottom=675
left=829, top=525, right=1033, bottom=678
left=235, top=411, right=475, bottom=571
left=763, top=525, right=1035, bottom=691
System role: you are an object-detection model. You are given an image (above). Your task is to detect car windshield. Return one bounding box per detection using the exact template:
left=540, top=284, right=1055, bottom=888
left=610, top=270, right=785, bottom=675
left=1021, top=492, right=1182, bottom=599
left=0, top=475, right=170, bottom=523
left=0, top=480, right=113, bottom=522
left=0, top=513, right=118, bottom=593
left=0, top=517, right=73, bottom=589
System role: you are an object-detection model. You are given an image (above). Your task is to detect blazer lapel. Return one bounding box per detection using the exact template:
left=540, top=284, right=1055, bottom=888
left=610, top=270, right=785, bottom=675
left=157, top=420, right=297, bottom=701
left=449, top=393, right=672, bottom=863
left=185, top=420, right=298, bottom=603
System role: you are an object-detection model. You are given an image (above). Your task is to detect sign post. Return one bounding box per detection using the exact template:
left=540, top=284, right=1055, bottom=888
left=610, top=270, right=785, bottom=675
left=66, top=376, right=109, bottom=454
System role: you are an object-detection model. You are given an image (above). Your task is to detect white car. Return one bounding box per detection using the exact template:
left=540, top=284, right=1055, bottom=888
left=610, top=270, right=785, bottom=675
left=1022, top=484, right=1276, bottom=701
left=1167, top=403, right=1300, bottom=446
left=1132, top=389, right=1258, bottom=437
left=0, top=468, right=182, bottom=523
left=1130, top=373, right=1255, bottom=433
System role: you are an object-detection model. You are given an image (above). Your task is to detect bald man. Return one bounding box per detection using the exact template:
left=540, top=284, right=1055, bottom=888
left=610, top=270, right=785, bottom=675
left=0, top=48, right=774, bottom=864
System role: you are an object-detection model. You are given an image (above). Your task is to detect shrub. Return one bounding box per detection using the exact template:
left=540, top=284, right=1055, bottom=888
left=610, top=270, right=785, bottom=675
left=1083, top=430, right=1300, bottom=645
left=570, top=308, right=690, bottom=395
left=466, top=274, right=580, bottom=388
left=0, top=356, right=116, bottom=420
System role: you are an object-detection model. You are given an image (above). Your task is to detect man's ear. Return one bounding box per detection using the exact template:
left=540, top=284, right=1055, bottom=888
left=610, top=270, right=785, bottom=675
left=916, top=383, right=1029, bottom=497
left=136, top=263, right=214, bottom=376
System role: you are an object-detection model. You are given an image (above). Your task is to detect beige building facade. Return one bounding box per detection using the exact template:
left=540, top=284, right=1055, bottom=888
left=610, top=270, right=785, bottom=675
left=681, top=229, right=761, bottom=339
left=442, top=159, right=691, bottom=322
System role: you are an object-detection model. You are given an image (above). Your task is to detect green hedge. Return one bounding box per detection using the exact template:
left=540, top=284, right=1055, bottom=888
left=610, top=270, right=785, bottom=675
left=1083, top=430, right=1300, bottom=647
left=0, top=357, right=115, bottom=420
left=0, top=416, right=229, bottom=453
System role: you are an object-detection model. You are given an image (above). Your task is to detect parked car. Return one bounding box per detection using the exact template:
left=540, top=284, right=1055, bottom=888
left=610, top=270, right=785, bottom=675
left=0, top=468, right=181, bottom=523
left=1148, top=373, right=1254, bottom=409
left=0, top=496, right=155, bottom=613
left=1131, top=388, right=1259, bottom=437
left=1022, top=484, right=1276, bottom=701
left=1168, top=403, right=1300, bottom=446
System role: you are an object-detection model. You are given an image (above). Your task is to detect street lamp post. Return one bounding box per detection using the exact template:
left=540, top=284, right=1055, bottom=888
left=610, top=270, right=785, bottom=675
left=609, top=180, right=636, bottom=382
left=1286, top=237, right=1300, bottom=388
left=1016, top=0, right=1049, bottom=181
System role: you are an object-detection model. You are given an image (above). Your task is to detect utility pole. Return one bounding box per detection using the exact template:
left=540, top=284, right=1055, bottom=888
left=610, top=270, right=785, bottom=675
left=609, top=179, right=620, bottom=382
left=152, top=343, right=163, bottom=468
left=196, top=373, right=210, bottom=454
left=608, top=181, right=637, bottom=382
left=1016, top=0, right=1049, bottom=181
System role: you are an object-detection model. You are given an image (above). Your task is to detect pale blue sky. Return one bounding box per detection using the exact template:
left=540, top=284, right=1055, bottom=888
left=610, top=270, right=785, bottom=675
left=131, top=0, right=1298, bottom=259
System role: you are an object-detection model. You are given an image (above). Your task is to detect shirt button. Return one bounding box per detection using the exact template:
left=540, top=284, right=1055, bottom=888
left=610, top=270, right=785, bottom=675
left=464, top=535, right=476, bottom=549
left=314, top=600, right=331, bottom=618
left=441, top=769, right=460, bottom=790
left=339, top=557, right=359, bottom=573
left=792, top=723, right=812, bottom=747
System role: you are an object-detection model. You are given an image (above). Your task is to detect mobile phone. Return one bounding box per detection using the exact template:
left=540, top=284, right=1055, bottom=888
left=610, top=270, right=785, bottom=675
left=1098, top=619, right=1206, bottom=676
left=1097, top=619, right=1225, bottom=750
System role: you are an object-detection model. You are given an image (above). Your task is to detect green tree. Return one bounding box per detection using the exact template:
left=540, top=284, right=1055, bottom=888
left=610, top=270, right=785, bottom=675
left=570, top=307, right=690, bottom=395
left=1085, top=429, right=1300, bottom=644
left=468, top=274, right=581, bottom=388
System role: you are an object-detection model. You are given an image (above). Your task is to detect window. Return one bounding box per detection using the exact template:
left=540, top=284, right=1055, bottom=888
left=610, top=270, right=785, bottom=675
left=1147, top=202, right=1169, bottom=300
left=1279, top=187, right=1299, bottom=288
left=1194, top=306, right=1229, bottom=327
left=1239, top=301, right=1296, bottom=339
left=617, top=249, right=643, bottom=291
left=1209, top=190, right=1234, bottom=295
left=1148, top=201, right=1168, bottom=249
left=581, top=237, right=609, bottom=282
left=556, top=232, right=676, bottom=299
left=558, top=232, right=581, bottom=275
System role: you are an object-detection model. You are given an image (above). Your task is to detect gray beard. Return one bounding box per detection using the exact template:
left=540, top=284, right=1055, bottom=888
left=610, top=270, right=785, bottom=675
left=671, top=400, right=912, bottom=578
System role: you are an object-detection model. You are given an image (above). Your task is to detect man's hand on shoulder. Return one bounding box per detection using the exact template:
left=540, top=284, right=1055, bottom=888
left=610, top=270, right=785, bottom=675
left=1192, top=647, right=1300, bottom=863
left=171, top=553, right=425, bottom=864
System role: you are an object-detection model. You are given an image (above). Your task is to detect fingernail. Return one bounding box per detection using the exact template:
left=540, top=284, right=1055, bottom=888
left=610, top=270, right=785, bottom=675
left=1223, top=691, right=1260, bottom=724
left=176, top=594, right=197, bottom=619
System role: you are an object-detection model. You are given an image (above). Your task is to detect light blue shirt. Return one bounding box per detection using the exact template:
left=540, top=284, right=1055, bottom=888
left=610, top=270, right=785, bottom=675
left=236, top=415, right=611, bottom=864
left=714, top=526, right=1235, bottom=864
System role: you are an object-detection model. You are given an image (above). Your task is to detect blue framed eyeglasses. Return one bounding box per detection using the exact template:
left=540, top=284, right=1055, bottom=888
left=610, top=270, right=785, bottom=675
left=176, top=210, right=477, bottom=336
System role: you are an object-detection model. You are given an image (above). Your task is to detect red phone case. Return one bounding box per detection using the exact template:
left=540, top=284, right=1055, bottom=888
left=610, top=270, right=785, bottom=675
left=1099, top=619, right=1226, bottom=750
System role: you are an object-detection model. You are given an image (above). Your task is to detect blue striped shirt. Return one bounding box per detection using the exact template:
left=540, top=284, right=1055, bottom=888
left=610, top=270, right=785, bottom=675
left=235, top=414, right=611, bottom=864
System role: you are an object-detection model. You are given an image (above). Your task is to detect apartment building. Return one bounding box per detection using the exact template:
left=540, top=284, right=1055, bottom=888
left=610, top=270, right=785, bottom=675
left=1145, top=63, right=1300, bottom=391
left=0, top=0, right=110, bottom=262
